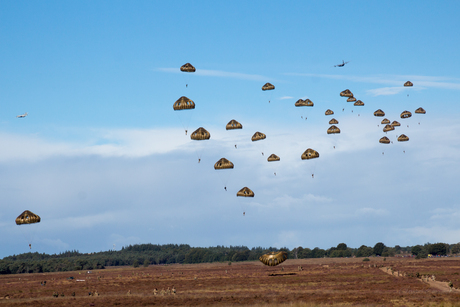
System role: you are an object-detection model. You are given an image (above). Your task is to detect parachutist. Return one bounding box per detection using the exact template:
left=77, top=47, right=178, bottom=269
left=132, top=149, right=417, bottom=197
left=382, top=152, right=384, bottom=155
left=186, top=84, right=188, bottom=88
left=274, top=172, right=276, bottom=176
left=333, top=146, right=335, bottom=149
left=418, top=122, right=420, bottom=125
left=403, top=150, right=405, bottom=153
left=235, top=144, right=237, bottom=149
left=261, top=152, right=264, bottom=156
left=268, top=100, right=270, bottom=103
left=243, top=212, right=245, bottom=216
left=224, top=187, right=227, bottom=191
left=198, top=158, right=201, bottom=163
left=342, top=108, right=344, bottom=112
left=311, top=174, right=314, bottom=178
left=407, top=125, right=409, bottom=127
left=29, top=244, right=31, bottom=249
left=185, top=130, right=188, bottom=135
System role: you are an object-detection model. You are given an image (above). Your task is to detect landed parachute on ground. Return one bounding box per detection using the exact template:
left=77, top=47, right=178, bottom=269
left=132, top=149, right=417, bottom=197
left=383, top=124, right=394, bottom=132
left=374, top=109, right=385, bottom=117
left=214, top=158, right=234, bottom=169
left=327, top=125, right=340, bottom=134
left=325, top=109, right=334, bottom=116
left=190, top=127, right=210, bottom=140
left=251, top=132, right=266, bottom=141
left=415, top=107, right=426, bottom=114
left=404, top=81, right=413, bottom=87
left=391, top=120, right=401, bottom=127
left=262, top=83, right=275, bottom=91
left=354, top=100, right=364, bottom=106
left=340, top=89, right=353, bottom=97
left=347, top=97, right=356, bottom=102
left=259, top=251, right=288, bottom=266
left=180, top=63, right=196, bottom=72
left=329, top=118, right=339, bottom=125
left=379, top=136, right=391, bottom=144
left=301, top=148, right=319, bottom=160
left=398, top=134, right=409, bottom=142
left=16, top=210, right=41, bottom=225
left=295, top=99, right=313, bottom=107
left=400, top=110, right=412, bottom=119
left=173, top=96, right=195, bottom=110
left=226, top=119, right=243, bottom=130
left=237, top=187, right=254, bottom=197
left=381, top=118, right=390, bottom=125
left=267, top=154, right=280, bottom=162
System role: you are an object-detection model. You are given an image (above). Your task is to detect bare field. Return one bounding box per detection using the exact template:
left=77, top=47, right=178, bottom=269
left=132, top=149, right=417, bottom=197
left=1, top=257, right=460, bottom=306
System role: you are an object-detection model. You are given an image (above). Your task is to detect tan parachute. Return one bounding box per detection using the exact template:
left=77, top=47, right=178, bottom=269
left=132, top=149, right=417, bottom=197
left=354, top=100, right=364, bottom=106
left=267, top=154, right=280, bottom=162
left=340, top=89, right=353, bottom=97
left=16, top=210, right=41, bottom=225
left=329, top=118, right=339, bottom=125
left=381, top=118, right=390, bottom=125
left=325, top=109, right=334, bottom=116
left=301, top=148, right=319, bottom=160
left=383, top=124, right=394, bottom=132
left=226, top=119, right=243, bottom=130
left=346, top=97, right=356, bottom=102
left=173, top=96, right=195, bottom=110
left=415, top=107, right=426, bottom=114
left=398, top=134, right=409, bottom=142
left=379, top=136, right=391, bottom=144
left=190, top=127, right=210, bottom=140
left=327, top=125, right=340, bottom=134
left=214, top=158, right=234, bottom=170
left=180, top=63, right=196, bottom=72
left=251, top=132, right=266, bottom=141
left=374, top=109, right=385, bottom=117
left=391, top=120, right=401, bottom=127
left=295, top=99, right=314, bottom=107
left=259, top=251, right=288, bottom=266
left=400, top=110, right=412, bottom=119
left=404, top=81, right=413, bottom=87
left=237, top=187, right=254, bottom=197
left=262, top=83, right=275, bottom=91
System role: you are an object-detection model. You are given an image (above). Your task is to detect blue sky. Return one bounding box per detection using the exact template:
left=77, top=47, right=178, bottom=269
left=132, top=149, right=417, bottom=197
left=1, top=1, right=460, bottom=258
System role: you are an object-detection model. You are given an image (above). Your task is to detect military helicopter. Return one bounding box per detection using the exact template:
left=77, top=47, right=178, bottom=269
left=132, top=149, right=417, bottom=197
left=16, top=112, right=28, bottom=118
left=334, top=60, right=350, bottom=67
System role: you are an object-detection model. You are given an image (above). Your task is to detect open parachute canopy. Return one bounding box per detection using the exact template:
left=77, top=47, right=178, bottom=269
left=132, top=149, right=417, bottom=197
left=381, top=118, right=390, bottom=125
left=404, top=81, right=413, bottom=87
left=190, top=127, right=210, bottom=140
left=226, top=119, right=243, bottom=130
left=374, top=109, right=385, bottom=117
left=214, top=158, right=234, bottom=170
left=400, top=110, right=412, bottom=119
left=325, top=109, right=334, bottom=116
left=267, top=154, right=280, bottom=162
left=251, top=131, right=266, bottom=141
left=295, top=99, right=314, bottom=107
left=16, top=210, right=41, bottom=225
left=329, top=118, right=339, bottom=125
left=379, top=136, right=391, bottom=144
left=398, top=134, right=409, bottom=142
left=262, top=83, right=275, bottom=91
left=173, top=96, right=195, bottom=110
left=354, top=100, right=364, bottom=106
left=237, top=187, right=254, bottom=197
left=180, top=63, right=196, bottom=72
left=327, top=125, right=340, bottom=134
left=259, top=251, right=288, bottom=266
left=391, top=120, right=401, bottom=127
left=347, top=97, right=356, bottom=102
left=301, top=148, right=319, bottom=160
left=340, top=89, right=353, bottom=97
left=415, top=107, right=426, bottom=114
left=383, top=124, right=394, bottom=132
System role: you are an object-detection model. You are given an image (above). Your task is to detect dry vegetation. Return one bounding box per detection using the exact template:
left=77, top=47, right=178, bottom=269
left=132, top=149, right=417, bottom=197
left=1, top=257, right=460, bottom=306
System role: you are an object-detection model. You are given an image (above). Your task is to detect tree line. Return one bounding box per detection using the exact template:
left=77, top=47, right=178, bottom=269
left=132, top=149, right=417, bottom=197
left=1, top=242, right=459, bottom=275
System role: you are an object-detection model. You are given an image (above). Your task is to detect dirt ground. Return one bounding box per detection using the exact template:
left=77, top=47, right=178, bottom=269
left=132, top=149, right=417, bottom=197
left=1, top=257, right=460, bottom=306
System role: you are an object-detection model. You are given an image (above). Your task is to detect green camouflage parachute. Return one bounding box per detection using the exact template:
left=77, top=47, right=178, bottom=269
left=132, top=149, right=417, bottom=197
left=259, top=251, right=288, bottom=266
left=400, top=110, right=412, bottom=119
left=327, top=125, right=340, bottom=134
left=237, top=187, right=254, bottom=197
left=391, top=120, right=401, bottom=127
left=379, top=136, right=390, bottom=144
left=347, top=97, right=356, bottom=102
left=383, top=124, right=394, bottom=132
left=354, top=100, right=364, bottom=106
left=267, top=154, right=280, bottom=162
left=415, top=107, right=426, bottom=114
left=329, top=118, right=339, bottom=125
left=262, top=83, right=275, bottom=91
left=398, top=134, right=409, bottom=142
left=251, top=132, right=266, bottom=141
left=374, top=109, right=385, bottom=117
left=173, top=96, right=195, bottom=110
left=340, top=89, right=353, bottom=97
left=301, top=148, right=319, bottom=160
left=404, top=81, right=413, bottom=87
left=295, top=99, right=313, bottom=107
left=16, top=210, right=41, bottom=225
left=226, top=119, right=243, bottom=130
left=180, top=63, right=196, bottom=72
left=325, top=109, right=334, bottom=116
left=190, top=127, right=210, bottom=140
left=214, top=158, right=234, bottom=170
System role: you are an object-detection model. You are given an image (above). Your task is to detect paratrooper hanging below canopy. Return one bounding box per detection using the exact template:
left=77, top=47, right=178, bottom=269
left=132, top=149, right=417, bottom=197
left=180, top=63, right=196, bottom=72
left=301, top=148, right=319, bottom=160
left=237, top=187, right=254, bottom=197
left=173, top=96, right=195, bottom=110
left=226, top=119, right=243, bottom=130
left=267, top=154, right=280, bottom=162
left=190, top=127, right=211, bottom=140
left=262, top=83, right=275, bottom=91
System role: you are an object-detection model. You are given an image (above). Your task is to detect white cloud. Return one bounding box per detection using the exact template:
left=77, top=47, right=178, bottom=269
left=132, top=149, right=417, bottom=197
left=366, top=87, right=407, bottom=96
left=280, top=96, right=294, bottom=100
